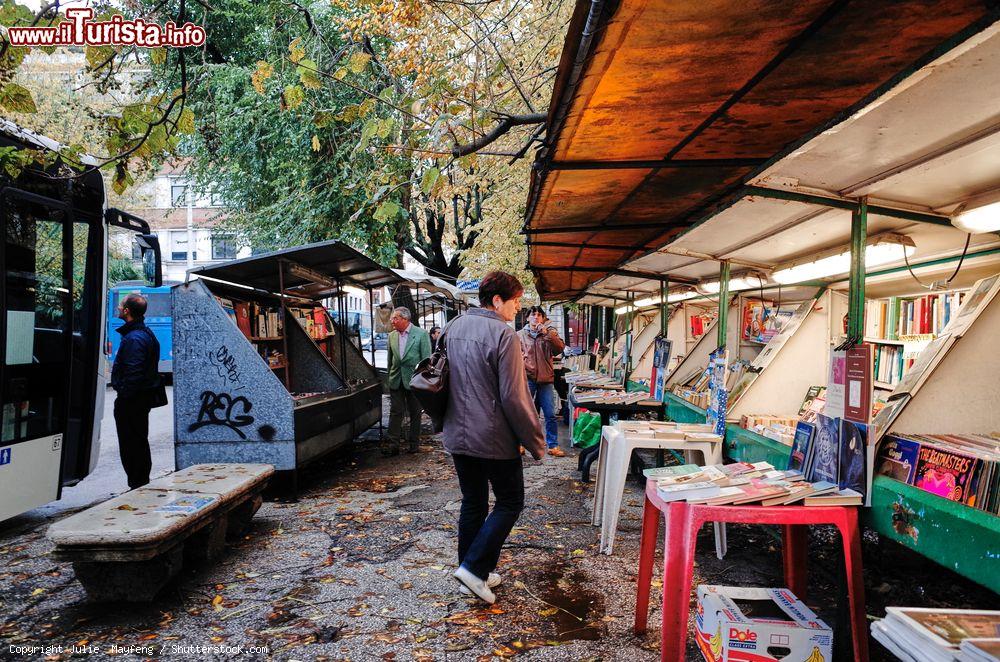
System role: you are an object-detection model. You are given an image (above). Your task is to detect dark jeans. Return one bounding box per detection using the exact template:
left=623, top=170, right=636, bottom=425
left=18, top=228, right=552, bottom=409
left=114, top=392, right=153, bottom=489
left=388, top=387, right=423, bottom=446
left=452, top=454, right=525, bottom=580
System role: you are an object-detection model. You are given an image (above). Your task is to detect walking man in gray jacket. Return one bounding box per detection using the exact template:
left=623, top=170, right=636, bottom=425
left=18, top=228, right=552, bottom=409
left=443, top=271, right=545, bottom=604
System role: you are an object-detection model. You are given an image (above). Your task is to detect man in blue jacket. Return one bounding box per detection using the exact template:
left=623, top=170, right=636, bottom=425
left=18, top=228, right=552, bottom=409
left=111, top=293, right=161, bottom=489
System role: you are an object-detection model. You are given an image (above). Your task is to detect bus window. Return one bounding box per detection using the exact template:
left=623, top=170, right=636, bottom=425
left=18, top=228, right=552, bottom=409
left=2, top=192, right=71, bottom=444
left=144, top=292, right=171, bottom=318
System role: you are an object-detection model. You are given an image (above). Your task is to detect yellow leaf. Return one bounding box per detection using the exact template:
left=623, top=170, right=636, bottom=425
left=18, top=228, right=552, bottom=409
left=571, top=549, right=585, bottom=556
left=115, top=504, right=137, bottom=511
left=311, top=135, right=320, bottom=151
left=31, top=588, right=45, bottom=596
left=347, top=51, right=370, bottom=74
left=288, top=37, right=305, bottom=64
left=539, top=607, right=558, bottom=616
left=211, top=595, right=224, bottom=611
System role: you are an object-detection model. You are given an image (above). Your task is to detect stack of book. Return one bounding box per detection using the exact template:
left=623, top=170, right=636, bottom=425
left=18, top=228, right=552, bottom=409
left=618, top=421, right=722, bottom=443
left=870, top=607, right=1000, bottom=662
left=573, top=390, right=649, bottom=405
left=288, top=306, right=332, bottom=340
left=864, top=291, right=966, bottom=340
left=876, top=433, right=1000, bottom=514
left=645, top=462, right=862, bottom=507
left=740, top=415, right=799, bottom=444
left=565, top=371, right=623, bottom=389
left=670, top=364, right=712, bottom=408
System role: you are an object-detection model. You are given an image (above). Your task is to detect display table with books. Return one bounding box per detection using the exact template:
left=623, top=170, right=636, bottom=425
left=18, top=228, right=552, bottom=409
left=870, top=607, right=1000, bottom=662
left=634, top=479, right=868, bottom=662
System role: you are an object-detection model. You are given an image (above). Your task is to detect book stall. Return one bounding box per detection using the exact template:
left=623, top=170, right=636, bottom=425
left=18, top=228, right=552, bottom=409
left=522, top=3, right=1000, bottom=659
left=172, top=241, right=401, bottom=487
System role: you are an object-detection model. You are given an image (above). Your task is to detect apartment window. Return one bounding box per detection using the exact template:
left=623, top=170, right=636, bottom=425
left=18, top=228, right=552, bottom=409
left=211, top=234, right=237, bottom=260
left=170, top=231, right=196, bottom=261
left=171, top=183, right=190, bottom=207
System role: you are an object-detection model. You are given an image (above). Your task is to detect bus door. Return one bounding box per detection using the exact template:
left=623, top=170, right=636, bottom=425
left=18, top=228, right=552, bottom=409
left=0, top=188, right=73, bottom=520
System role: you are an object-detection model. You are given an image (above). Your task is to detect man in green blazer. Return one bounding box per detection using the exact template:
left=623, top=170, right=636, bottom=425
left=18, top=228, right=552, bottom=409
left=385, top=306, right=432, bottom=455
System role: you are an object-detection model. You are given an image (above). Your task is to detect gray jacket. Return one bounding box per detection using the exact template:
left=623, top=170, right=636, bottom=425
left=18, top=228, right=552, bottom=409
left=442, top=308, right=545, bottom=460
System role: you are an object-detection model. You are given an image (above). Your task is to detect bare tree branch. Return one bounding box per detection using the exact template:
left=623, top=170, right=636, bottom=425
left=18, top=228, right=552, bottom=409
left=451, top=112, right=546, bottom=157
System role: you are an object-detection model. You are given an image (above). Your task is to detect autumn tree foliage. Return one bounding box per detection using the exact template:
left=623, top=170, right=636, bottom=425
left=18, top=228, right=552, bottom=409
left=0, top=0, right=571, bottom=286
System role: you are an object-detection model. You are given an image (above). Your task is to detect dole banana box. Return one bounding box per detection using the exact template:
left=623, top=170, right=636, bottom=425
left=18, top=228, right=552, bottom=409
left=695, top=585, right=833, bottom=662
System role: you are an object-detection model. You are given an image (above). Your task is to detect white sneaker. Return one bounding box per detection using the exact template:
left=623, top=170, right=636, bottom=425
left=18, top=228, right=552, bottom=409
left=453, top=566, right=496, bottom=604
left=458, top=572, right=501, bottom=595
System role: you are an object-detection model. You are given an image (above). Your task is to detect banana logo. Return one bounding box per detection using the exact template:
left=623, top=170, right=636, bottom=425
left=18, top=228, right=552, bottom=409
left=709, top=623, right=722, bottom=659
left=805, top=646, right=825, bottom=662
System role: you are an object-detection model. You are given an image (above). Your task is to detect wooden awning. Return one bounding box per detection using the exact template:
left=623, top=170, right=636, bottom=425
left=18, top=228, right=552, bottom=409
left=525, top=0, right=996, bottom=299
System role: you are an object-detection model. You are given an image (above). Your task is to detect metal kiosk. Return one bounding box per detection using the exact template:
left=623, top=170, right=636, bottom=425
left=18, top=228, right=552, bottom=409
left=172, top=241, right=400, bottom=486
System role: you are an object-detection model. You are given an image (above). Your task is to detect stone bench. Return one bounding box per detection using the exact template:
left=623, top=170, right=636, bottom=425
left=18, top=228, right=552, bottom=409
left=47, top=463, right=274, bottom=602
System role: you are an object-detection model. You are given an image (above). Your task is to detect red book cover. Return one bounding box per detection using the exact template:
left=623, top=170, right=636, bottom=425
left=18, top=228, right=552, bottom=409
left=844, top=344, right=873, bottom=423
left=233, top=301, right=253, bottom=339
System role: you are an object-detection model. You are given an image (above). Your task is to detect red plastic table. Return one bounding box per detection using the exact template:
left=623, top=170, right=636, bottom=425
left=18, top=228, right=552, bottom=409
left=634, top=481, right=868, bottom=662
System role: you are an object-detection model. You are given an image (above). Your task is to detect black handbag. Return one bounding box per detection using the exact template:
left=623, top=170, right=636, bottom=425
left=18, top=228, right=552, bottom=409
left=148, top=378, right=168, bottom=409
left=142, top=326, right=168, bottom=409
left=409, top=322, right=453, bottom=432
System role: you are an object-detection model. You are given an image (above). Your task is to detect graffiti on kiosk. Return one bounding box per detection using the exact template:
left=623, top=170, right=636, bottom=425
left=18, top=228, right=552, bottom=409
left=208, top=345, right=245, bottom=388
left=188, top=391, right=255, bottom=439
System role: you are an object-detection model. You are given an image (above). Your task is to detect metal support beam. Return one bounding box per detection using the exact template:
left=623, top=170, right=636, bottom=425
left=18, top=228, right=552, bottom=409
left=524, top=222, right=680, bottom=235
left=530, top=241, right=650, bottom=251
left=717, top=261, right=731, bottom=351
left=546, top=157, right=768, bottom=171
left=745, top=185, right=952, bottom=226
left=532, top=266, right=697, bottom=285
left=848, top=199, right=868, bottom=342
left=660, top=278, right=669, bottom=337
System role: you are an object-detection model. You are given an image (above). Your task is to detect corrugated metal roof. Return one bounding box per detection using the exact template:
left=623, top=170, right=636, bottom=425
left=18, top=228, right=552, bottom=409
left=525, top=0, right=995, bottom=299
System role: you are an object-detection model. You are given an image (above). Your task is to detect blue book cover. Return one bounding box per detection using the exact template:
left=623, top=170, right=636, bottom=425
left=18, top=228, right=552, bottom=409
left=839, top=419, right=868, bottom=497
left=809, top=414, right=840, bottom=484
left=876, top=434, right=921, bottom=484
left=789, top=421, right=815, bottom=472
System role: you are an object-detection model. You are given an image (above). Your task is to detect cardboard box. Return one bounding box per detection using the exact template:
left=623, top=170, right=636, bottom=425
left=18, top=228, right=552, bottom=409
left=695, top=585, right=833, bottom=662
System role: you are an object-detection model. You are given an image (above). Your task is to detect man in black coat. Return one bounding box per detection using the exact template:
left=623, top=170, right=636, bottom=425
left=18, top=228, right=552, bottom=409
left=111, top=293, right=161, bottom=489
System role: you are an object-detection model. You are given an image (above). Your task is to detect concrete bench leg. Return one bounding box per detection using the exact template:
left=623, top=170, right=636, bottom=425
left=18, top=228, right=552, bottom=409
left=72, top=545, right=183, bottom=602
left=226, top=494, right=263, bottom=541
left=186, top=518, right=229, bottom=564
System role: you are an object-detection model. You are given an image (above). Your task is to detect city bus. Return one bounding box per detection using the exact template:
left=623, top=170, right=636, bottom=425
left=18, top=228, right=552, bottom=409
left=0, top=120, right=162, bottom=522
left=107, top=281, right=177, bottom=375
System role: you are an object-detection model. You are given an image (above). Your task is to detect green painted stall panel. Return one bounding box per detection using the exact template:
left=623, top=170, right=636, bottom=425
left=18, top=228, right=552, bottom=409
left=724, top=424, right=793, bottom=468
left=664, top=392, right=707, bottom=424
left=865, top=475, right=1000, bottom=594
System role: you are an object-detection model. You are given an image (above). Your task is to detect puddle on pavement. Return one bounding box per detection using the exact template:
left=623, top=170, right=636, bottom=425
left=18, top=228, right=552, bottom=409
left=537, top=564, right=603, bottom=641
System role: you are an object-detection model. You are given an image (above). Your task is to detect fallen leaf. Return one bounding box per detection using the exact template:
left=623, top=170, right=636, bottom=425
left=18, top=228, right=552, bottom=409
left=30, top=588, right=45, bottom=596
left=211, top=595, right=224, bottom=611
left=115, top=504, right=137, bottom=511
left=539, top=607, right=558, bottom=617
left=140, top=633, right=158, bottom=641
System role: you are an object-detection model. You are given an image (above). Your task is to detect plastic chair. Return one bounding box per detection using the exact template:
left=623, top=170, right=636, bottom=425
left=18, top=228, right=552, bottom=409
left=592, top=426, right=726, bottom=557
left=633, top=481, right=869, bottom=662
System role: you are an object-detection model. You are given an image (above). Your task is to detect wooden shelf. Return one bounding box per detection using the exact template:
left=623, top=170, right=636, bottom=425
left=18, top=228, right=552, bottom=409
left=865, top=336, right=904, bottom=346
left=268, top=362, right=288, bottom=370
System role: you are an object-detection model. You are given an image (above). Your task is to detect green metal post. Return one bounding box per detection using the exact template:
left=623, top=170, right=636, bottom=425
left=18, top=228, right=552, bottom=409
left=625, top=292, right=634, bottom=379
left=717, top=261, right=731, bottom=351
left=660, top=278, right=669, bottom=337
left=848, top=198, right=868, bottom=341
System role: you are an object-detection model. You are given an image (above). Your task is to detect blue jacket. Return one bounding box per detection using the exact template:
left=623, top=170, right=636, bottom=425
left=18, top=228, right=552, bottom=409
left=111, top=320, right=161, bottom=398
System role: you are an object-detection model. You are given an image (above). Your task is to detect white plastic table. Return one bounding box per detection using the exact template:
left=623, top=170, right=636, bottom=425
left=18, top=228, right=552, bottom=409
left=592, top=425, right=727, bottom=556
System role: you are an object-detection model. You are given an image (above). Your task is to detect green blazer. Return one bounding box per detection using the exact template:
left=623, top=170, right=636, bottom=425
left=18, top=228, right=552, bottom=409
left=387, top=324, right=431, bottom=389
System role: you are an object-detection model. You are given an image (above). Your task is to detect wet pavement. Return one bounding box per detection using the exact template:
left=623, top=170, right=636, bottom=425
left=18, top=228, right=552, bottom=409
left=1, top=398, right=996, bottom=661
